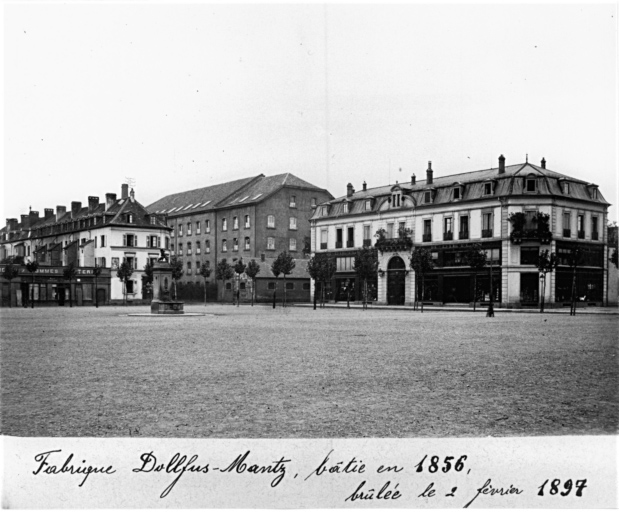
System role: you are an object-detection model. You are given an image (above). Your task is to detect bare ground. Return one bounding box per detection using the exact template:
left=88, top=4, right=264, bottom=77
left=1, top=305, right=617, bottom=438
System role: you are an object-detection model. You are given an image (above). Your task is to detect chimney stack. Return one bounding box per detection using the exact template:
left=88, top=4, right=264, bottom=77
left=88, top=196, right=99, bottom=213
left=498, top=154, right=506, bottom=174
left=56, top=206, right=67, bottom=222
left=6, top=218, right=18, bottom=231
left=426, top=162, right=433, bottom=185
left=29, top=211, right=40, bottom=224
left=541, top=157, right=546, bottom=169
left=362, top=181, right=367, bottom=191
left=105, top=193, right=117, bottom=211
left=20, top=214, right=30, bottom=229
left=347, top=183, right=354, bottom=197
left=121, top=184, right=129, bottom=199
left=411, top=174, right=416, bottom=185
left=44, top=208, right=54, bottom=219
left=71, top=201, right=82, bottom=219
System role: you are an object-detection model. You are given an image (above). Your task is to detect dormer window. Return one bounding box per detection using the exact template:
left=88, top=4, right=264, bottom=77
left=525, top=178, right=537, bottom=192
left=364, top=199, right=372, bottom=211
left=392, top=192, right=402, bottom=208
left=424, top=191, right=432, bottom=204
left=562, top=182, right=570, bottom=195
left=483, top=182, right=493, bottom=195
left=343, top=202, right=349, bottom=214
left=590, top=187, right=598, bottom=199
left=127, top=214, right=134, bottom=223
left=321, top=206, right=328, bottom=216
left=453, top=187, right=460, bottom=200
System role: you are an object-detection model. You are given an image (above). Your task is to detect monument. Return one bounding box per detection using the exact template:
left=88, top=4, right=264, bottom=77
left=150, top=249, right=184, bottom=314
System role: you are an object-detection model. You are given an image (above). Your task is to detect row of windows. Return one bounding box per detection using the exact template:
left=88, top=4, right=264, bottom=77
left=172, top=237, right=300, bottom=255
left=562, top=212, right=600, bottom=239
left=173, top=215, right=299, bottom=236
left=121, top=234, right=170, bottom=248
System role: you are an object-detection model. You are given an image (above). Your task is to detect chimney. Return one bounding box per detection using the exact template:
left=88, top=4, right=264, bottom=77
left=44, top=208, right=54, bottom=219
left=130, top=188, right=135, bottom=201
left=71, top=201, right=82, bottom=219
left=121, top=184, right=129, bottom=199
left=498, top=154, right=506, bottom=174
left=541, top=157, right=546, bottom=169
left=56, top=205, right=66, bottom=221
left=29, top=211, right=40, bottom=224
left=88, top=196, right=99, bottom=213
left=363, top=181, right=367, bottom=191
left=105, top=193, right=117, bottom=211
left=426, top=161, right=433, bottom=185
left=411, top=174, right=416, bottom=185
left=21, top=214, right=30, bottom=229
left=347, top=183, right=354, bottom=197
left=7, top=218, right=18, bottom=231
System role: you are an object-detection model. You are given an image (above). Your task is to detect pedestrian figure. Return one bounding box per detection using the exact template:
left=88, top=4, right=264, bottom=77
left=236, top=289, right=240, bottom=307
left=272, top=290, right=276, bottom=309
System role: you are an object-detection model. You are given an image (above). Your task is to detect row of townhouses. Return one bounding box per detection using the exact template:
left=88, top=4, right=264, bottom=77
left=309, top=156, right=617, bottom=307
left=1, top=156, right=617, bottom=307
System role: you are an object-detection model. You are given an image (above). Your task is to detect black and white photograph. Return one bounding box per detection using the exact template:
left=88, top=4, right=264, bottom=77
left=1, top=1, right=617, bottom=508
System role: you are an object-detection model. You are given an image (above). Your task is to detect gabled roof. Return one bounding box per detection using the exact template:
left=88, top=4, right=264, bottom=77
left=146, top=176, right=261, bottom=216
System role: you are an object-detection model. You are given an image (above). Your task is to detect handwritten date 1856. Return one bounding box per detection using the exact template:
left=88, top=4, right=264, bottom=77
left=415, top=455, right=467, bottom=473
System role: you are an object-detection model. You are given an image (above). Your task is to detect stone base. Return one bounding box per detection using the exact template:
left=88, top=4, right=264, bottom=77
left=150, top=300, right=185, bottom=314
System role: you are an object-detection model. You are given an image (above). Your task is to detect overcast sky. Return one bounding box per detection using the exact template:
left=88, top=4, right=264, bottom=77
left=3, top=2, right=617, bottom=222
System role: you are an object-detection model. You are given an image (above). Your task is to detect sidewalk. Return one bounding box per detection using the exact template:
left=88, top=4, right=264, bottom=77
left=293, top=302, right=619, bottom=315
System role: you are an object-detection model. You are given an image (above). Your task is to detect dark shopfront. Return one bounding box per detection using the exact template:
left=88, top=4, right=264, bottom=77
left=0, top=265, right=111, bottom=307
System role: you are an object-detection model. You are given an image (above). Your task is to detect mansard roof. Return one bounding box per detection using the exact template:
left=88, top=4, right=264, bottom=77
left=312, top=161, right=609, bottom=220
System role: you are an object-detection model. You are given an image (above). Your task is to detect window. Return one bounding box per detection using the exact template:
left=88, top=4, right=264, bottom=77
left=320, top=229, right=328, bottom=249
left=150, top=216, right=156, bottom=225
left=124, top=256, right=136, bottom=270
left=222, top=239, right=227, bottom=252
left=225, top=282, right=232, bottom=290
left=459, top=216, right=469, bottom=237
left=244, top=237, right=250, bottom=250
left=289, top=217, right=297, bottom=230
left=267, top=215, right=275, bottom=228
left=484, top=248, right=501, bottom=264
left=179, top=224, right=183, bottom=236
left=363, top=225, right=371, bottom=243
left=525, top=178, right=537, bottom=192
left=196, top=241, right=201, bottom=254
left=392, top=192, right=401, bottom=207
left=187, top=261, right=192, bottom=275
left=126, top=280, right=134, bottom=294
left=205, top=220, right=211, bottom=233
left=303, top=282, right=311, bottom=291
left=563, top=212, right=571, bottom=237
left=100, top=235, right=106, bottom=247
left=482, top=212, right=493, bottom=237
left=187, top=242, right=192, bottom=255
left=187, top=222, right=192, bottom=236
left=244, top=215, right=250, bottom=228
left=444, top=217, right=453, bottom=234
left=336, top=228, right=343, bottom=248
left=196, top=221, right=201, bottom=234
left=387, top=223, right=394, bottom=238
left=196, top=261, right=201, bottom=272
left=591, top=188, right=598, bottom=199
left=453, top=187, right=461, bottom=200
left=240, top=282, right=246, bottom=290
left=321, top=206, right=328, bottom=216
left=233, top=216, right=239, bottom=230
left=268, top=282, right=276, bottom=290
left=336, top=256, right=354, bottom=271
left=424, top=191, right=432, bottom=204
left=178, top=243, right=183, bottom=255
left=267, top=237, right=275, bottom=250
left=562, top=182, right=570, bottom=195
left=171, top=243, right=175, bottom=253
left=483, top=182, right=493, bottom=195
left=261, top=253, right=266, bottom=262
left=365, top=199, right=372, bottom=211
left=165, top=237, right=170, bottom=249
left=127, top=214, right=134, bottom=223
left=233, top=238, right=238, bottom=251
left=592, top=216, right=599, bottom=240
left=577, top=214, right=585, bottom=239
left=346, top=226, right=354, bottom=247
left=286, top=282, right=294, bottom=290
left=124, top=234, right=136, bottom=247
left=311, top=198, right=317, bottom=207
left=521, top=247, right=539, bottom=265
left=423, top=219, right=432, bottom=241
left=290, top=238, right=297, bottom=251
left=222, top=218, right=227, bottom=231
left=343, top=202, right=349, bottom=214
left=205, top=240, right=210, bottom=253
left=290, top=196, right=296, bottom=208
left=205, top=260, right=210, bottom=268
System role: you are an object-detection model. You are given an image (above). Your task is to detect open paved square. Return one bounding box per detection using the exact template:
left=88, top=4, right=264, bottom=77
left=1, top=305, right=617, bottom=438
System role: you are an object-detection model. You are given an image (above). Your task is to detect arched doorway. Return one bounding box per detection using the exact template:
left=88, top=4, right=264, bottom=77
left=387, top=256, right=406, bottom=305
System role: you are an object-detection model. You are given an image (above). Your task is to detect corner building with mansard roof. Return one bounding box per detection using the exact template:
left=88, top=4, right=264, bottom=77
left=310, top=156, right=614, bottom=308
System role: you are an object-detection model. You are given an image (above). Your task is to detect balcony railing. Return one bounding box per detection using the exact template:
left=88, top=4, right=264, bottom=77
left=422, top=233, right=432, bottom=242
left=335, top=241, right=343, bottom=248
left=443, top=231, right=453, bottom=241
left=481, top=229, right=493, bottom=238
left=375, top=237, right=413, bottom=253
left=459, top=231, right=469, bottom=240
left=346, top=240, right=355, bottom=248
left=578, top=230, right=585, bottom=239
left=592, top=232, right=599, bottom=241
left=363, top=238, right=372, bottom=247
left=320, top=242, right=327, bottom=250
left=563, top=228, right=571, bottom=238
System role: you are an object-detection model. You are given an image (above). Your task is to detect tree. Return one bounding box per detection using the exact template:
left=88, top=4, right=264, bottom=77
left=142, top=261, right=154, bottom=302
left=3, top=263, right=20, bottom=308
left=568, top=245, right=584, bottom=316
left=199, top=263, right=212, bottom=306
left=245, top=259, right=261, bottom=306
left=271, top=251, right=296, bottom=307
left=463, top=244, right=487, bottom=312
left=353, top=247, right=379, bottom=309
left=169, top=256, right=184, bottom=300
left=233, top=258, right=246, bottom=306
left=537, top=250, right=558, bottom=313
left=319, top=254, right=337, bottom=307
left=410, top=247, right=434, bottom=313
left=25, top=260, right=39, bottom=308
left=215, top=259, right=234, bottom=302
left=116, top=261, right=133, bottom=306
left=63, top=262, right=78, bottom=308
left=93, top=264, right=102, bottom=308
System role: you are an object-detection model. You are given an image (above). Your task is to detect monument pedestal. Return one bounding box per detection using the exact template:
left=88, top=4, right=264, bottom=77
left=150, top=300, right=184, bottom=314
left=150, top=255, right=185, bottom=314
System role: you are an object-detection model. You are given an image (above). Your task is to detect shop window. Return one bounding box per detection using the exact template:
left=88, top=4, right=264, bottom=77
left=520, top=247, right=539, bottom=265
